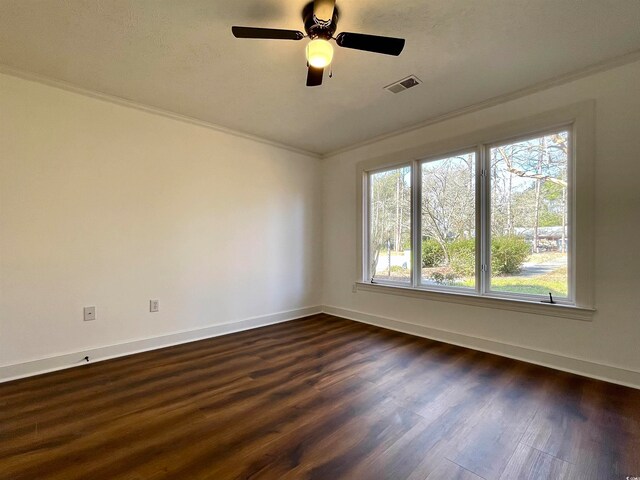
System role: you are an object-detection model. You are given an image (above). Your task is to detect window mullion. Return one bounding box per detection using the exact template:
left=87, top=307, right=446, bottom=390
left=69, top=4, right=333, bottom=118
left=479, top=145, right=491, bottom=295
left=363, top=172, right=370, bottom=282
left=411, top=160, right=421, bottom=288
left=474, top=146, right=480, bottom=294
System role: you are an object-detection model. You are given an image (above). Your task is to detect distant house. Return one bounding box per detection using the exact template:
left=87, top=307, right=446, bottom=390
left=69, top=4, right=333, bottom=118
left=513, top=226, right=568, bottom=251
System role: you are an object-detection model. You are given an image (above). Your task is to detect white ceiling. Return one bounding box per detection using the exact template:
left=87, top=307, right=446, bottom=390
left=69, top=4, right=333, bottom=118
left=1, top=1, right=640, bottom=155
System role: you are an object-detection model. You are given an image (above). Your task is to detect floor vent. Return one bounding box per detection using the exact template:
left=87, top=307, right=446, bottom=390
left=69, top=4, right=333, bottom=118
left=384, top=75, right=422, bottom=94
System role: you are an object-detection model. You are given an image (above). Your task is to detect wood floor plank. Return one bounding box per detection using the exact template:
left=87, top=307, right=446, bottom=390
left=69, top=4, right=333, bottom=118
left=424, top=458, right=485, bottom=480
left=520, top=373, right=640, bottom=479
left=0, top=313, right=638, bottom=479
left=184, top=375, right=392, bottom=479
left=249, top=396, right=418, bottom=480
left=499, top=443, right=572, bottom=480
left=443, top=363, right=546, bottom=479
left=342, top=417, right=451, bottom=480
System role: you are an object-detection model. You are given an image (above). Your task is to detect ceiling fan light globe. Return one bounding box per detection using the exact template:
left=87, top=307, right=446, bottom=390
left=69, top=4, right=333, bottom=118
left=306, top=39, right=333, bottom=68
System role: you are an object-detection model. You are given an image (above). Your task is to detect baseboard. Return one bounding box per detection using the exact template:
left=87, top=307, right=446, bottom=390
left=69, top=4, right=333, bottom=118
left=322, top=305, right=640, bottom=390
left=0, top=306, right=322, bottom=383
left=5, top=304, right=638, bottom=389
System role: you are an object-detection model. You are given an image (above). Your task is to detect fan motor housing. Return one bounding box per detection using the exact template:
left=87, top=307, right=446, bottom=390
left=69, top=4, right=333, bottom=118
left=302, top=1, right=339, bottom=39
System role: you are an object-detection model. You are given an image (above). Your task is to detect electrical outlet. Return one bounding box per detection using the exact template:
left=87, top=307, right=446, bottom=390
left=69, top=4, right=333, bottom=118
left=150, top=299, right=159, bottom=312
left=84, top=306, right=96, bottom=321
left=352, top=283, right=357, bottom=293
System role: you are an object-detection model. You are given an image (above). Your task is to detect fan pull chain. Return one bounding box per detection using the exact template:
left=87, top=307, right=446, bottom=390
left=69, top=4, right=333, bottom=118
left=329, top=64, right=333, bottom=78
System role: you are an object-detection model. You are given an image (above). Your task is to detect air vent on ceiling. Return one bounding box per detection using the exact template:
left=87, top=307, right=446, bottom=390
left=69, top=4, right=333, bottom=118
left=384, top=75, right=422, bottom=94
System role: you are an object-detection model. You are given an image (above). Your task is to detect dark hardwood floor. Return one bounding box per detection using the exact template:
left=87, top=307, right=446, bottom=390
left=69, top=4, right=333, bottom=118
left=1, top=313, right=638, bottom=479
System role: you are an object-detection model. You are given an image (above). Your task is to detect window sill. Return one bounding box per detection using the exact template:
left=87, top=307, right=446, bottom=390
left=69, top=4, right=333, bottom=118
left=355, top=282, right=595, bottom=322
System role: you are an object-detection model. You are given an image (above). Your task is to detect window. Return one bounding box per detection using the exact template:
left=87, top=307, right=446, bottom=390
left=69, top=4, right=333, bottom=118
left=366, top=129, right=571, bottom=302
left=489, top=132, right=570, bottom=299
left=369, top=166, right=411, bottom=283
left=358, top=103, right=596, bottom=316
left=421, top=152, right=476, bottom=290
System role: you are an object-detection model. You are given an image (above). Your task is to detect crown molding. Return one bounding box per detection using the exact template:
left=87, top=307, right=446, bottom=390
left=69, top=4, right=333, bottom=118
left=3, top=49, right=640, bottom=160
left=0, top=64, right=322, bottom=159
left=323, top=49, right=640, bottom=158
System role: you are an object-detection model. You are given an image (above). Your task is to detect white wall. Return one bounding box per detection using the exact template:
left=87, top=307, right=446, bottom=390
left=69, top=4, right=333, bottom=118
left=0, top=73, right=322, bottom=373
left=322, top=60, right=640, bottom=387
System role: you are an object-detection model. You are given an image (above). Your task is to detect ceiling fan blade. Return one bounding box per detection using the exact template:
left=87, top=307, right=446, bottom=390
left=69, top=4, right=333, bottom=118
left=232, top=26, right=304, bottom=40
left=306, top=66, right=324, bottom=87
left=336, top=32, right=405, bottom=56
left=314, top=0, right=336, bottom=23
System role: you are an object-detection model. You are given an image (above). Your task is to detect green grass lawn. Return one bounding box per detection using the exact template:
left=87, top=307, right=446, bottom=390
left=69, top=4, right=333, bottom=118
left=385, top=252, right=569, bottom=297
left=457, top=266, right=568, bottom=297
left=528, top=251, right=566, bottom=264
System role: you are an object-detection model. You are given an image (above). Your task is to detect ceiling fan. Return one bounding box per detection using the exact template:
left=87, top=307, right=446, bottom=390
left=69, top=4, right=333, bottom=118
left=232, top=0, right=406, bottom=87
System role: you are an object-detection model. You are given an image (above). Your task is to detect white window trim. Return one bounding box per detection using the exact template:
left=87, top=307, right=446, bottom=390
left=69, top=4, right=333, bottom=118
left=356, top=101, right=596, bottom=321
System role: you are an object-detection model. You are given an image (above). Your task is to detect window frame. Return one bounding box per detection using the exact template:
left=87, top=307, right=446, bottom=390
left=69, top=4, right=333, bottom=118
left=414, top=148, right=480, bottom=294
left=364, top=163, right=413, bottom=286
left=483, top=127, right=574, bottom=304
left=355, top=102, right=595, bottom=320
